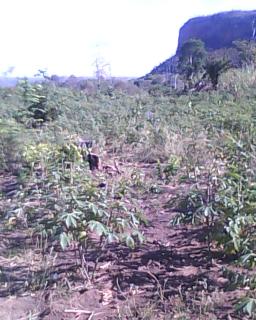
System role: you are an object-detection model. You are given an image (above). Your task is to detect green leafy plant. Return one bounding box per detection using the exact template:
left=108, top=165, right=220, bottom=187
left=203, top=58, right=230, bottom=90
left=16, top=79, right=62, bottom=127
left=157, top=156, right=181, bottom=183
left=178, top=39, right=207, bottom=87
left=236, top=296, right=256, bottom=318
left=5, top=139, right=144, bottom=280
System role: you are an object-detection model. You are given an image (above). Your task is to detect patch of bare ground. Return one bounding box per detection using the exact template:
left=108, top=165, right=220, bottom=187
left=0, top=167, right=252, bottom=319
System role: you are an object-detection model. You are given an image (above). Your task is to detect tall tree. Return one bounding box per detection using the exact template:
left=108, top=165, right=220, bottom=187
left=178, top=39, right=207, bottom=85
left=233, top=40, right=256, bottom=67
left=203, top=58, right=230, bottom=90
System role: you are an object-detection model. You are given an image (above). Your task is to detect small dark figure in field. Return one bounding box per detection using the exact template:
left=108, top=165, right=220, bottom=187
left=78, top=138, right=101, bottom=171
left=87, top=153, right=101, bottom=171
left=78, top=137, right=121, bottom=173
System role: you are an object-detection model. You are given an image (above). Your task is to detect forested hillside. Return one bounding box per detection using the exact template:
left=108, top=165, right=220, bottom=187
left=148, top=10, right=256, bottom=78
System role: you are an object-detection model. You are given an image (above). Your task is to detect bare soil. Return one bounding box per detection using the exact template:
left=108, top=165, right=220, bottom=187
left=0, top=166, right=251, bottom=320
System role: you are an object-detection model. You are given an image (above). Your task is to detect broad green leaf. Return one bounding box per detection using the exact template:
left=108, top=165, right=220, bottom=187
left=88, top=220, right=107, bottom=236
left=237, top=297, right=256, bottom=316
left=241, top=253, right=256, bottom=265
left=125, top=235, right=135, bottom=248
left=65, top=213, right=77, bottom=228
left=60, top=232, right=70, bottom=250
left=107, top=233, right=119, bottom=243
left=245, top=298, right=256, bottom=316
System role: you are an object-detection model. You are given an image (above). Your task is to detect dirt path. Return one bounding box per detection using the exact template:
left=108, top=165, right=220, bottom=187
left=0, top=169, right=247, bottom=319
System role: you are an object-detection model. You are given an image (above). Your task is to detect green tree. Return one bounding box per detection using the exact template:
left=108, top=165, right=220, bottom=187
left=178, top=39, right=207, bottom=86
left=17, top=80, right=61, bottom=127
left=203, top=58, right=230, bottom=90
left=233, top=40, right=256, bottom=67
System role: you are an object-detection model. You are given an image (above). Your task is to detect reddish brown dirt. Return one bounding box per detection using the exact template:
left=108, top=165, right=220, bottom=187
left=0, top=169, right=251, bottom=320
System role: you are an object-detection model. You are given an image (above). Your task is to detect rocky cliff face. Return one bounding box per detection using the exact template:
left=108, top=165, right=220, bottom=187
left=147, top=10, right=256, bottom=76
left=178, top=10, right=256, bottom=52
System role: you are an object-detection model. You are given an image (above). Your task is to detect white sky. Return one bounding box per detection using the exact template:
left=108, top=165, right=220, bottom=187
left=0, top=0, right=255, bottom=78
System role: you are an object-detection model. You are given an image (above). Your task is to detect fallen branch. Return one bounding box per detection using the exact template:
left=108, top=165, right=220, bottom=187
left=64, top=309, right=103, bottom=320
left=64, top=309, right=92, bottom=314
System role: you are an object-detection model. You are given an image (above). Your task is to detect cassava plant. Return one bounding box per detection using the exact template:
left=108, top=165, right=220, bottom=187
left=6, top=139, right=144, bottom=279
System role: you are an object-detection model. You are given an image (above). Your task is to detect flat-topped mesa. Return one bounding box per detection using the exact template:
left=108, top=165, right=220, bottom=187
left=146, top=10, right=256, bottom=77
left=177, top=10, right=256, bottom=52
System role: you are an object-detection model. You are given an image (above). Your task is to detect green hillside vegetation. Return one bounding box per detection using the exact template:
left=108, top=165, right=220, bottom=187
left=148, top=10, right=256, bottom=83
left=1, top=57, right=256, bottom=318
left=143, top=38, right=256, bottom=94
